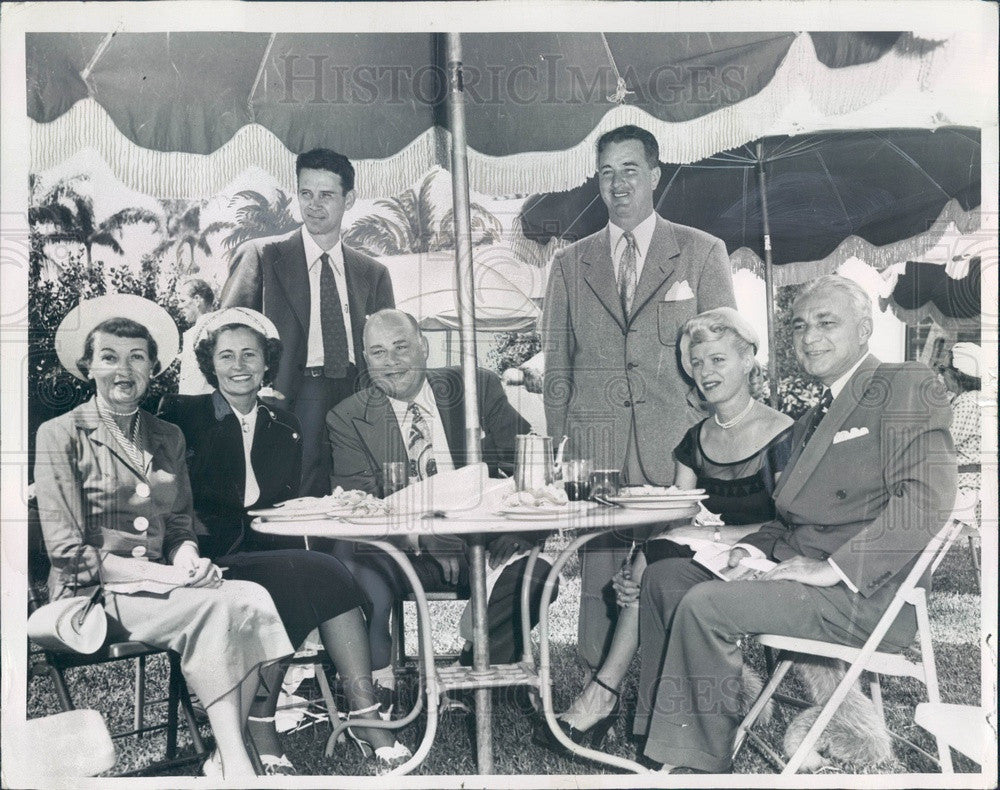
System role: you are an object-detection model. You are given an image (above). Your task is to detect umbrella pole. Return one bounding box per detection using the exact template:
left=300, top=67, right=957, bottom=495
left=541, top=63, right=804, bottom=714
left=756, top=142, right=779, bottom=409
left=445, top=31, right=493, bottom=775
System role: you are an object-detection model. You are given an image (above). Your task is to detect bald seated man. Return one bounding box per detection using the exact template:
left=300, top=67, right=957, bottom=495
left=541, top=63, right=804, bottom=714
left=325, top=309, right=557, bottom=711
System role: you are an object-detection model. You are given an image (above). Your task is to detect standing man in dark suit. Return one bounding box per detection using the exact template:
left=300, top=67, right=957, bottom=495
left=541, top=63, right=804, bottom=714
left=633, top=275, right=957, bottom=773
left=220, top=148, right=395, bottom=496
left=542, top=125, right=736, bottom=670
left=326, top=309, right=556, bottom=709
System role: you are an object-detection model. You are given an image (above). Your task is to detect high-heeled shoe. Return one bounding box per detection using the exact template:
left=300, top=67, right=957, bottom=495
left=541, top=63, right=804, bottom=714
left=532, top=677, right=621, bottom=752
left=345, top=703, right=412, bottom=774
left=247, top=714, right=298, bottom=775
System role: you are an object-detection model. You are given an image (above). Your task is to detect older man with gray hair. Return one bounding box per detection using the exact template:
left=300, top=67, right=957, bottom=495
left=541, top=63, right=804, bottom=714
left=631, top=274, right=956, bottom=773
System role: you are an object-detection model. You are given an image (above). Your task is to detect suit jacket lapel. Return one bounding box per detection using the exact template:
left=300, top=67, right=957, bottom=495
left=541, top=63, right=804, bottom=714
left=78, top=400, right=149, bottom=480
left=581, top=232, right=626, bottom=332
left=775, top=354, right=881, bottom=509
left=629, top=217, right=678, bottom=320
left=352, top=388, right=407, bottom=468
left=273, top=230, right=310, bottom=334
left=342, top=246, right=368, bottom=351
left=428, top=369, right=463, bottom=467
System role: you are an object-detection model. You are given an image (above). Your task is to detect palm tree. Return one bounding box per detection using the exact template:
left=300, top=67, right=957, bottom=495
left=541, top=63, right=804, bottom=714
left=344, top=173, right=439, bottom=255
left=221, top=190, right=299, bottom=255
left=29, top=174, right=160, bottom=270
left=344, top=171, right=504, bottom=256
left=152, top=200, right=233, bottom=275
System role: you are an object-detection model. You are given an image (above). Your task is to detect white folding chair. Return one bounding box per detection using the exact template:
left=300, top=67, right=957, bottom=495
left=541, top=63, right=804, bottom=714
left=733, top=502, right=966, bottom=774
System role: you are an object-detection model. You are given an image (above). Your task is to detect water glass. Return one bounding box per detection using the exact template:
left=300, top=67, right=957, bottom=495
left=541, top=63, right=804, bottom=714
left=563, top=459, right=592, bottom=501
left=382, top=461, right=409, bottom=496
left=589, top=468, right=622, bottom=499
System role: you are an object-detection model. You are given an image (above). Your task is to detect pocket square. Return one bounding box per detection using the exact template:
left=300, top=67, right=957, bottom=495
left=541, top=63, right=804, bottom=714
left=663, top=280, right=695, bottom=301
left=832, top=426, right=869, bottom=444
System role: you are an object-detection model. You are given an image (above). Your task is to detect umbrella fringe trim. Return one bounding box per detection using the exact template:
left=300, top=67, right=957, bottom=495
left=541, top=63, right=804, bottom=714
left=882, top=298, right=983, bottom=330
left=29, top=34, right=955, bottom=199
left=728, top=202, right=981, bottom=287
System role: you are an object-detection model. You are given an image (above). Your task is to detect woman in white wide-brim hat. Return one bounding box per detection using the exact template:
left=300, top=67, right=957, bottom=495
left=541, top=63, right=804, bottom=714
left=35, top=294, right=293, bottom=779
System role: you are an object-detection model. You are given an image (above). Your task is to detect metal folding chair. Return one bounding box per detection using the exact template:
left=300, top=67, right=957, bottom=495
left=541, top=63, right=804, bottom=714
left=733, top=504, right=966, bottom=774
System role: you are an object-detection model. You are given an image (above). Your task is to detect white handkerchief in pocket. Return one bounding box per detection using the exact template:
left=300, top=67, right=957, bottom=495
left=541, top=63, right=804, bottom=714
left=832, top=426, right=869, bottom=444
left=663, top=280, right=695, bottom=301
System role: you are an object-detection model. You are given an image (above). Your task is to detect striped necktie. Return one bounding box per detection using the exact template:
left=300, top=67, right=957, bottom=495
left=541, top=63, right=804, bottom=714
left=407, top=403, right=438, bottom=480
left=618, top=231, right=638, bottom=315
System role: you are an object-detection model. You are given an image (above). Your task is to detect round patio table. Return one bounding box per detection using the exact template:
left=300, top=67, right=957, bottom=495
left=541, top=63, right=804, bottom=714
left=251, top=482, right=723, bottom=775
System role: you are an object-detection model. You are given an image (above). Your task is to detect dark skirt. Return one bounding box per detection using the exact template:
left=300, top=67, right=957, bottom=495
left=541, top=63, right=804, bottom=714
left=215, top=549, right=370, bottom=647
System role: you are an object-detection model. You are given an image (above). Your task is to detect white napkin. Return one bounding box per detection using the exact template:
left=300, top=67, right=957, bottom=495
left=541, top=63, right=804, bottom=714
left=663, top=280, right=695, bottom=300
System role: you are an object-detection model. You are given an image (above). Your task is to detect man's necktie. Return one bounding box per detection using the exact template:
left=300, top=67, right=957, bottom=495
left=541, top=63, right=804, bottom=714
left=407, top=403, right=438, bottom=480
left=319, top=252, right=349, bottom=378
left=618, top=232, right=638, bottom=316
left=801, top=388, right=834, bottom=448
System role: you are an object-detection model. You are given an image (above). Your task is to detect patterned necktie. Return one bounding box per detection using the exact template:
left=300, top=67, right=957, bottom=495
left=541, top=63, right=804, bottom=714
left=319, top=252, right=349, bottom=378
left=407, top=403, right=438, bottom=480
left=618, top=231, right=638, bottom=316
left=801, top=388, right=834, bottom=448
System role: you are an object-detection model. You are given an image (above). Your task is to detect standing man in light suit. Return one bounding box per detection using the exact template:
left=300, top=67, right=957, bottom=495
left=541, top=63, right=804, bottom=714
left=633, top=275, right=957, bottom=773
left=221, top=149, right=395, bottom=496
left=542, top=125, right=736, bottom=670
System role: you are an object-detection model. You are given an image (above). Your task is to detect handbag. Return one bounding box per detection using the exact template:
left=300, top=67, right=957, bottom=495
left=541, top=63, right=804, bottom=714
left=27, top=545, right=107, bottom=654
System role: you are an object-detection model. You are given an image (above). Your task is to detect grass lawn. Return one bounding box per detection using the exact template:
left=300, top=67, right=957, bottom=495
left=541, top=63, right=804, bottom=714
left=26, top=538, right=984, bottom=778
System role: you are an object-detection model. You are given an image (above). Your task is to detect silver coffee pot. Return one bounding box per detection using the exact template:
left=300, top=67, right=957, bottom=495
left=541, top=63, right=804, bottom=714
left=514, top=433, right=569, bottom=491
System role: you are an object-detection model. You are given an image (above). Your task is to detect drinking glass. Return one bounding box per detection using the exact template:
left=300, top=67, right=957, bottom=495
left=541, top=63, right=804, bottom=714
left=563, top=459, right=592, bottom=501
left=382, top=461, right=409, bottom=496
left=589, top=468, right=622, bottom=500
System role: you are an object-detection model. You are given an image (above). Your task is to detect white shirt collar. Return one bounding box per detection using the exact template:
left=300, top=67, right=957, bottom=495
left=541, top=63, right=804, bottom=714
left=828, top=352, right=869, bottom=398
left=230, top=402, right=260, bottom=433
left=608, top=212, right=657, bottom=259
left=387, top=377, right=436, bottom=423
left=301, top=226, right=343, bottom=270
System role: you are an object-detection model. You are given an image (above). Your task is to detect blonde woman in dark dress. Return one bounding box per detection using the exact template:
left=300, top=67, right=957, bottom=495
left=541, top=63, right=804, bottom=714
left=538, top=307, right=792, bottom=750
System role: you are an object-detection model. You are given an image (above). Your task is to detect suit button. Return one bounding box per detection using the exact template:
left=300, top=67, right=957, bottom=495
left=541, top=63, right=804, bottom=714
left=624, top=400, right=631, bottom=407
left=133, top=516, right=149, bottom=532
left=135, top=482, right=150, bottom=498
left=836, top=490, right=847, bottom=500
left=627, top=361, right=638, bottom=370
left=131, top=545, right=147, bottom=558
left=895, top=485, right=905, bottom=498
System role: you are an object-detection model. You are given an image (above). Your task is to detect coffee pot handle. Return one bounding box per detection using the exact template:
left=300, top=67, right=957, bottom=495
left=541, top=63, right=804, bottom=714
left=553, top=435, right=569, bottom=477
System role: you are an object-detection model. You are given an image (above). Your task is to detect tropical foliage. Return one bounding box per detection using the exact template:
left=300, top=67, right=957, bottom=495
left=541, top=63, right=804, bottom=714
left=151, top=199, right=233, bottom=275
left=28, top=175, right=187, bottom=474
left=221, top=189, right=299, bottom=253
left=29, top=174, right=160, bottom=273
left=487, top=331, right=541, bottom=374
left=344, top=172, right=503, bottom=256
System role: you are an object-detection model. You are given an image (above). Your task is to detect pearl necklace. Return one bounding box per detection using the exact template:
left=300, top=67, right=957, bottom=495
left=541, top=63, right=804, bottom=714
left=102, top=404, right=139, bottom=417
left=713, top=398, right=755, bottom=430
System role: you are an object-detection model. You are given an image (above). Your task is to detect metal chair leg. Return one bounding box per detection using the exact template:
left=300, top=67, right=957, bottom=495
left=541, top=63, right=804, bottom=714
left=165, top=655, right=180, bottom=759
left=733, top=657, right=794, bottom=760
left=134, top=654, right=146, bottom=738
left=49, top=665, right=75, bottom=711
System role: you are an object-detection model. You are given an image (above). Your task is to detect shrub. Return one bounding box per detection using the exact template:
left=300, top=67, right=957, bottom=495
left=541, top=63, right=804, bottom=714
left=486, top=331, right=541, bottom=374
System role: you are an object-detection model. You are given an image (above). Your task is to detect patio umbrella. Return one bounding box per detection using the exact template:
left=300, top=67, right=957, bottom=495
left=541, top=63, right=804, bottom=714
left=517, top=127, right=981, bottom=402
left=517, top=127, right=981, bottom=282
left=884, top=258, right=982, bottom=331
left=27, top=31, right=953, bottom=198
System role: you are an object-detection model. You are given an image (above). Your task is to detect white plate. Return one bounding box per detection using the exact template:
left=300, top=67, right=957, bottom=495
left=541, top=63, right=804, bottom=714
left=497, top=501, right=595, bottom=520
left=607, top=490, right=708, bottom=505
left=337, top=513, right=403, bottom=526
left=249, top=496, right=357, bottom=518
left=604, top=499, right=703, bottom=515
